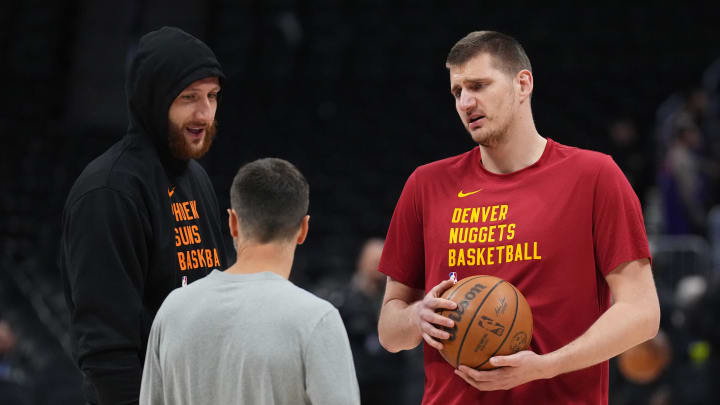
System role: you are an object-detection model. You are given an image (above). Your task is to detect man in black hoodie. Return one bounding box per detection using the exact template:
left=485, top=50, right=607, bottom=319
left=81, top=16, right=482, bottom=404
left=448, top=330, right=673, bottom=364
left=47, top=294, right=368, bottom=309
left=59, top=27, right=231, bottom=404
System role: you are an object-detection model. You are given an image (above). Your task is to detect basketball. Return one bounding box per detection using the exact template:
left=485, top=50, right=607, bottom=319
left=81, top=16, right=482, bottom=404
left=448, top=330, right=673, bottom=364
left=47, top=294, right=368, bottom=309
left=437, top=275, right=533, bottom=370
left=617, top=330, right=671, bottom=384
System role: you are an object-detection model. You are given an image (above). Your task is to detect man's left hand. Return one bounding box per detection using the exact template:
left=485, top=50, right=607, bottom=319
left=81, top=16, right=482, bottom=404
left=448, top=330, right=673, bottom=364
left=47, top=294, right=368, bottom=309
left=454, top=350, right=553, bottom=391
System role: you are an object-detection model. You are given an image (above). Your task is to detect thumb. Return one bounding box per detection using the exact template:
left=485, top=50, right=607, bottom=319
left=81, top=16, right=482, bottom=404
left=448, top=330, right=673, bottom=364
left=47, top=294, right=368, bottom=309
left=489, top=353, right=521, bottom=367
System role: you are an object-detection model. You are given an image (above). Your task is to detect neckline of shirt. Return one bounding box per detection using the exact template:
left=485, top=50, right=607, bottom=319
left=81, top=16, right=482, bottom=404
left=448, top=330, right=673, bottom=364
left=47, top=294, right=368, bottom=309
left=209, top=269, right=285, bottom=283
left=474, top=137, right=554, bottom=179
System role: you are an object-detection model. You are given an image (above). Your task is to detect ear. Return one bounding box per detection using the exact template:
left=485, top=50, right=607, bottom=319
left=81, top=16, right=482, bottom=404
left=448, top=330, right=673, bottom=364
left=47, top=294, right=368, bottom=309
left=296, top=215, right=310, bottom=245
left=515, top=69, right=533, bottom=102
left=227, top=208, right=239, bottom=239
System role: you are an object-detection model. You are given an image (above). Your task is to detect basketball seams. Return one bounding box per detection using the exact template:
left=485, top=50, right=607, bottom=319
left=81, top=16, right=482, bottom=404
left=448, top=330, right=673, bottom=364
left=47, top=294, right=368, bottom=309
left=437, top=275, right=489, bottom=365
left=475, top=285, right=520, bottom=370
left=439, top=275, right=490, bottom=331
left=443, top=275, right=488, bottom=302
left=454, top=279, right=505, bottom=368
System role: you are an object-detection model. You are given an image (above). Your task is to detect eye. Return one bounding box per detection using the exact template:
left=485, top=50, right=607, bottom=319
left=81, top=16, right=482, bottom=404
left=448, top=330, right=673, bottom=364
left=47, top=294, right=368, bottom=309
left=452, top=89, right=461, bottom=99
left=208, top=92, right=219, bottom=100
left=181, top=93, right=195, bottom=101
left=471, top=82, right=484, bottom=91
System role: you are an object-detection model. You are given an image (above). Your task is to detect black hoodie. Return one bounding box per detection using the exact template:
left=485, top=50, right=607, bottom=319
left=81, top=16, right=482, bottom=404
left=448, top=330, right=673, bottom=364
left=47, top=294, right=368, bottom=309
left=59, top=27, right=231, bottom=404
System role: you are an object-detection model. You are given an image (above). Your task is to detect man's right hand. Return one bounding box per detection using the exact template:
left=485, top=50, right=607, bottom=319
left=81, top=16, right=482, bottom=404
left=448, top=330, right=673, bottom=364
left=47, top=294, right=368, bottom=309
left=412, top=279, right=458, bottom=351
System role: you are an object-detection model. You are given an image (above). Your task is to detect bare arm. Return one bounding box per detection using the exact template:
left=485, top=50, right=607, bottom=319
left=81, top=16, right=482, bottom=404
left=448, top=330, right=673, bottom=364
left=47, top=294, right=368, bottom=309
left=542, top=258, right=659, bottom=375
left=378, top=277, right=457, bottom=353
left=456, top=258, right=660, bottom=390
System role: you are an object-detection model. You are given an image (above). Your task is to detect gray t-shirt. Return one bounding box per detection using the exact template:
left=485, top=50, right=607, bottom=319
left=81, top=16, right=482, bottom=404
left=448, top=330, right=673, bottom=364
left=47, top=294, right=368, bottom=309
left=140, top=270, right=360, bottom=405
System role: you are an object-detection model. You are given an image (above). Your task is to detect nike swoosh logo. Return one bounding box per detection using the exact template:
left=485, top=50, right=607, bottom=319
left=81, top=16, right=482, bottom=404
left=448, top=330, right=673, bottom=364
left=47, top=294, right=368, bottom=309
left=168, top=187, right=175, bottom=198
left=458, top=189, right=482, bottom=198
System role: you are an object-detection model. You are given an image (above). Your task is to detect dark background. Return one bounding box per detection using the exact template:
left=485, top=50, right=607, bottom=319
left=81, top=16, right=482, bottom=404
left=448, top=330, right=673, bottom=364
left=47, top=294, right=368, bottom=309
left=2, top=1, right=720, bottom=404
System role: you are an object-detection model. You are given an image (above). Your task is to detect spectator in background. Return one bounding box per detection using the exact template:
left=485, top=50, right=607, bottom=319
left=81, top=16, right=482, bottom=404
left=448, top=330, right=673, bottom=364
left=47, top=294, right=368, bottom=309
left=659, top=114, right=709, bottom=235
left=336, top=238, right=421, bottom=405
left=656, top=87, right=710, bottom=153
left=656, top=86, right=720, bottom=222
left=0, top=318, right=30, bottom=405
left=605, top=118, right=651, bottom=203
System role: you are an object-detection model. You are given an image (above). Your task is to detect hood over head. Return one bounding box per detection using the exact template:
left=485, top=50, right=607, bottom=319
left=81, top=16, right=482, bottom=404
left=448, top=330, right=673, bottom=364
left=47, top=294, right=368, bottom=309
left=126, top=26, right=225, bottom=165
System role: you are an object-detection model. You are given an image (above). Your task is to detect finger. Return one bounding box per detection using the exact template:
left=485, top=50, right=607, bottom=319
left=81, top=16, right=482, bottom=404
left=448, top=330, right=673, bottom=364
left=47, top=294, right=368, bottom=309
left=457, top=365, right=482, bottom=380
left=489, top=356, right=507, bottom=367
left=422, top=322, right=452, bottom=340
left=421, top=311, right=455, bottom=328
left=489, top=350, right=526, bottom=367
left=425, top=296, right=457, bottom=311
left=457, top=365, right=500, bottom=382
left=422, top=332, right=444, bottom=351
left=454, top=369, right=491, bottom=390
left=430, top=279, right=457, bottom=296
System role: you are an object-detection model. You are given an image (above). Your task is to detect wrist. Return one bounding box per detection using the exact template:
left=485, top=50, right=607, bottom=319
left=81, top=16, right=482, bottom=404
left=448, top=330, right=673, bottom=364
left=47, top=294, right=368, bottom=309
left=539, top=351, right=563, bottom=380
left=408, top=300, right=422, bottom=331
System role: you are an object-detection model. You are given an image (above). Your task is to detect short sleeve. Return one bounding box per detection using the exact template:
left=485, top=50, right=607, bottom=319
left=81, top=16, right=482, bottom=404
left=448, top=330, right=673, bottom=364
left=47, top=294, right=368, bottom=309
left=304, top=309, right=360, bottom=405
left=592, top=156, right=651, bottom=275
left=139, top=318, right=164, bottom=405
left=378, top=171, right=426, bottom=290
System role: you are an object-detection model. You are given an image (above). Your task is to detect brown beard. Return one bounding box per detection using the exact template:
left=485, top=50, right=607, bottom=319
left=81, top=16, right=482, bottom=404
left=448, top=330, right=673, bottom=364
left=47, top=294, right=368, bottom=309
left=474, top=120, right=511, bottom=147
left=167, top=120, right=217, bottom=160
left=471, top=90, right=515, bottom=148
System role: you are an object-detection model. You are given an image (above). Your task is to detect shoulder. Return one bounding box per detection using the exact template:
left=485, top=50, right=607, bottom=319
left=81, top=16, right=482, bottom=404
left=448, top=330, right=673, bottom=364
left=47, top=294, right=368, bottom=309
left=64, top=137, right=164, bottom=209
left=283, top=282, right=338, bottom=315
left=414, top=148, right=477, bottom=180
left=185, top=160, right=213, bottom=185
left=186, top=159, right=208, bottom=174
left=156, top=277, right=211, bottom=319
left=264, top=281, right=340, bottom=329
left=183, top=160, right=217, bottom=195
left=546, top=140, right=618, bottom=177
left=154, top=287, right=183, bottom=320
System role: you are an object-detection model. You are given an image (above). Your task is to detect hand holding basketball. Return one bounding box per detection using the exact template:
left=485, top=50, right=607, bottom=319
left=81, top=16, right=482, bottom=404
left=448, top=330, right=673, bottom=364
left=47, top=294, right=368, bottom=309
left=454, top=350, right=551, bottom=391
left=412, top=279, right=458, bottom=350
left=436, top=275, right=533, bottom=370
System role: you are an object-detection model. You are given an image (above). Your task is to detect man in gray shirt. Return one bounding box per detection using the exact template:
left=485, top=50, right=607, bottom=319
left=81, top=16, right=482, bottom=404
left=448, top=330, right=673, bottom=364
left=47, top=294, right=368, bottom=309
left=140, top=158, right=360, bottom=405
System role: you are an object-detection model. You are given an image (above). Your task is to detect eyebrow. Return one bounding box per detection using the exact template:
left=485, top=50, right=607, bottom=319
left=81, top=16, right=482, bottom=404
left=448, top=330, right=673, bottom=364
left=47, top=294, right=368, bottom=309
left=184, top=86, right=221, bottom=93
left=450, top=77, right=490, bottom=92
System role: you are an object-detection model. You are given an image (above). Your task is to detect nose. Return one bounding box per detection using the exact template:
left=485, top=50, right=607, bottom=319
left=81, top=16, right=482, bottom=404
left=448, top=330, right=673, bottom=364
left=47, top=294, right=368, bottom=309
left=458, top=89, right=476, bottom=112
left=193, top=96, right=215, bottom=122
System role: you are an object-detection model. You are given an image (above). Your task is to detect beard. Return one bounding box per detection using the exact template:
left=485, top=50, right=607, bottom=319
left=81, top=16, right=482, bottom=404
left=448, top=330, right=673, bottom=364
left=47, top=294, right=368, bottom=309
left=470, top=116, right=512, bottom=148
left=468, top=91, right=515, bottom=148
left=167, top=119, right=217, bottom=160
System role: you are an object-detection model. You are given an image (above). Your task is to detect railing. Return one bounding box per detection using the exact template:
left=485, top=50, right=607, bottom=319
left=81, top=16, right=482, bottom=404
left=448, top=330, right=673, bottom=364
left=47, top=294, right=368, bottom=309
left=707, top=205, right=720, bottom=276
left=648, top=234, right=713, bottom=288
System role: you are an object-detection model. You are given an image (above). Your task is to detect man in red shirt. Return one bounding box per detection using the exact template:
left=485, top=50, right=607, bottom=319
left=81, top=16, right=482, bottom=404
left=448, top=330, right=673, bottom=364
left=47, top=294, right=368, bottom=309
left=377, top=31, right=660, bottom=404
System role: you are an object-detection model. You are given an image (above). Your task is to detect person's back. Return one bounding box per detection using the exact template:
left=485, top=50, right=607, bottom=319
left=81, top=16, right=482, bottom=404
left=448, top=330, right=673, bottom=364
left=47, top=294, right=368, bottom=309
left=144, top=270, right=355, bottom=404
left=140, top=158, right=360, bottom=405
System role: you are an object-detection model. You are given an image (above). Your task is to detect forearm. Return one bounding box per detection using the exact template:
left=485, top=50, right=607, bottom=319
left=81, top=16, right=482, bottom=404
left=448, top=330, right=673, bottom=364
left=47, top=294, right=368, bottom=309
left=543, top=299, right=659, bottom=378
left=83, top=351, right=143, bottom=405
left=378, top=299, right=422, bottom=353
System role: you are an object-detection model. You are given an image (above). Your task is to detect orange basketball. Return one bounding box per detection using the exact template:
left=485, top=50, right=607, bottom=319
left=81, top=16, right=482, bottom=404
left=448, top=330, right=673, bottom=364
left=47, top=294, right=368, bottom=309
left=437, top=275, right=533, bottom=370
left=618, top=330, right=671, bottom=384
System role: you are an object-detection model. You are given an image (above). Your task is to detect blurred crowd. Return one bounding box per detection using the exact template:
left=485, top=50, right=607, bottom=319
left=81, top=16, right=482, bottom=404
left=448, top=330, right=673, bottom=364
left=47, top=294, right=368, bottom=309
left=598, top=59, right=720, bottom=405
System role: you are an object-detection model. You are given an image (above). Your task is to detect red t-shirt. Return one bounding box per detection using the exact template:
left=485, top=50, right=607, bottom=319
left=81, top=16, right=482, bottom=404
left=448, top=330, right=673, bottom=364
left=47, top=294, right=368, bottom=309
left=379, top=139, right=650, bottom=405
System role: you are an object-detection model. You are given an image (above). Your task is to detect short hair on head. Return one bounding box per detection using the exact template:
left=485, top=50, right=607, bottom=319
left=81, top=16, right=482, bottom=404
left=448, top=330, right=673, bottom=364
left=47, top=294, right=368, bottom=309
left=446, top=31, right=532, bottom=75
left=230, top=158, right=309, bottom=243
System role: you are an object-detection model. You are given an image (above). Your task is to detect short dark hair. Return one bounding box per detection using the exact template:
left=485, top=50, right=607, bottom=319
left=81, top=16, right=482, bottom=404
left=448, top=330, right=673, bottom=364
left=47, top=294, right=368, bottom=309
left=446, top=31, right=532, bottom=75
left=230, top=158, right=309, bottom=243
